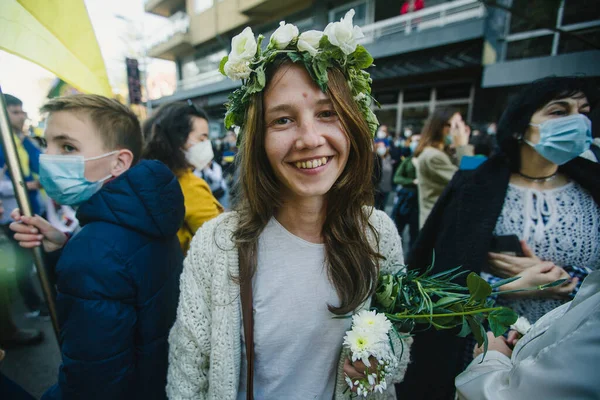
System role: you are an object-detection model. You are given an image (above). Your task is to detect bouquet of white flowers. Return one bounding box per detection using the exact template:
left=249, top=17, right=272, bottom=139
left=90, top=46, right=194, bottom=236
left=341, top=258, right=565, bottom=397
left=343, top=310, right=396, bottom=397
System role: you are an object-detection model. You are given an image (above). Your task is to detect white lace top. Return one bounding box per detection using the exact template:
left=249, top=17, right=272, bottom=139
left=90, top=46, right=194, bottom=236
left=491, top=181, right=600, bottom=322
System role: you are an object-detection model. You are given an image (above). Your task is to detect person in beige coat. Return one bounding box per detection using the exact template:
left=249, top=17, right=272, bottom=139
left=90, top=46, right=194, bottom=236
left=413, top=108, right=473, bottom=227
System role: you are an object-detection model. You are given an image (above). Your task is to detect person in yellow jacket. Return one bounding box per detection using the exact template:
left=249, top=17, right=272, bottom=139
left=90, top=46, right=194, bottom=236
left=143, top=101, right=223, bottom=254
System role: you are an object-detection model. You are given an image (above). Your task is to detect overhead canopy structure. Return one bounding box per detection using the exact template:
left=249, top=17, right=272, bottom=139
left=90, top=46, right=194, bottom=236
left=0, top=0, right=112, bottom=97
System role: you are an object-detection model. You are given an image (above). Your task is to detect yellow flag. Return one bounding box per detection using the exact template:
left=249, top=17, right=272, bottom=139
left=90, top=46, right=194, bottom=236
left=0, top=0, right=112, bottom=97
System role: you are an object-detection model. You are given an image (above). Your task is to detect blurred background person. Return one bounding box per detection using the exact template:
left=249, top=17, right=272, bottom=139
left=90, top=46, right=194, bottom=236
left=413, top=108, right=473, bottom=227
left=401, top=0, right=424, bottom=14
left=392, top=151, right=419, bottom=255
left=375, top=124, right=391, bottom=147
left=374, top=141, right=394, bottom=211
left=142, top=101, right=223, bottom=254
left=402, top=76, right=600, bottom=400
left=197, top=157, right=228, bottom=209
left=0, top=94, right=47, bottom=320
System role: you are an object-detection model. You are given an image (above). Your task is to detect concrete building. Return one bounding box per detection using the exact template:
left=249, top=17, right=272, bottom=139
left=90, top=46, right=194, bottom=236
left=144, top=0, right=600, bottom=137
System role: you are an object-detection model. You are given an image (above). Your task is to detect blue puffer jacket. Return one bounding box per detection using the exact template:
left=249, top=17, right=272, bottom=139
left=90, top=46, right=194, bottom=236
left=42, top=160, right=185, bottom=400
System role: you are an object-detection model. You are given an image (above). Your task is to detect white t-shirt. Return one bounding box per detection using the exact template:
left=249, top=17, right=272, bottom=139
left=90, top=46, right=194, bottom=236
left=238, top=217, right=352, bottom=399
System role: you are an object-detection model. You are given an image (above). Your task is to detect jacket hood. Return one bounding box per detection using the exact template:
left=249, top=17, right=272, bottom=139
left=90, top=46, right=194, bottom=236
left=77, top=160, right=185, bottom=239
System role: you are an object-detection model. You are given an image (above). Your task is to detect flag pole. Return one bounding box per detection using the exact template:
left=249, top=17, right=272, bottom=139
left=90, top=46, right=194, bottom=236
left=0, top=87, right=59, bottom=341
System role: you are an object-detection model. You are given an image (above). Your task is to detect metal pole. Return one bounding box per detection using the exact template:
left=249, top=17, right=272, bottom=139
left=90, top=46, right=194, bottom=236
left=0, top=87, right=60, bottom=341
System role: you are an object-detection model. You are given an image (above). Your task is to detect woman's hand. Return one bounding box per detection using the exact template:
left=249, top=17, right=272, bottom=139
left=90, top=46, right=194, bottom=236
left=343, top=357, right=377, bottom=392
left=473, top=332, right=513, bottom=359
left=9, top=208, right=68, bottom=252
left=499, top=262, right=578, bottom=299
left=450, top=120, right=469, bottom=147
left=488, top=241, right=540, bottom=278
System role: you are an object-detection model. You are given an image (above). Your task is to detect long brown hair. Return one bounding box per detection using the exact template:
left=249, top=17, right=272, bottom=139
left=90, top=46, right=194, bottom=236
left=232, top=60, right=383, bottom=315
left=414, top=107, right=457, bottom=157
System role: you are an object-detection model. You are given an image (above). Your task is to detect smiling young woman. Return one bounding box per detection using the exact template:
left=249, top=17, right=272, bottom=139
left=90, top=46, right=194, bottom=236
left=166, top=13, right=412, bottom=400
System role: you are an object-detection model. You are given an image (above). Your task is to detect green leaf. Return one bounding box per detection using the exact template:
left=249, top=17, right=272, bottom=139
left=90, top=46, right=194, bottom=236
left=540, top=279, right=568, bottom=289
left=467, top=272, right=492, bottom=301
left=435, top=297, right=461, bottom=307
left=219, top=56, right=228, bottom=76
left=350, top=45, right=374, bottom=69
left=256, top=66, right=266, bottom=89
left=489, top=276, right=520, bottom=288
left=287, top=52, right=303, bottom=63
left=375, top=276, right=396, bottom=310
left=224, top=111, right=235, bottom=129
left=466, top=315, right=485, bottom=347
left=457, top=317, right=471, bottom=337
left=488, top=308, right=518, bottom=337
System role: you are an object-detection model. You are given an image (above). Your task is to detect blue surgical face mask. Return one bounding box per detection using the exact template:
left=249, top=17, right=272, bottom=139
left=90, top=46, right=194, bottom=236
left=444, top=134, right=453, bottom=146
left=526, top=114, right=592, bottom=165
left=410, top=141, right=418, bottom=153
left=39, top=151, right=118, bottom=206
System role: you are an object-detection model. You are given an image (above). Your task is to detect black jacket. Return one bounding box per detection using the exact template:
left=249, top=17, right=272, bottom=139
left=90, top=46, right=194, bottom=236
left=397, top=154, right=600, bottom=400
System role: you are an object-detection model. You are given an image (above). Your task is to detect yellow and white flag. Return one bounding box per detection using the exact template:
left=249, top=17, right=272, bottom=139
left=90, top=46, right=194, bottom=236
left=0, top=0, right=112, bottom=97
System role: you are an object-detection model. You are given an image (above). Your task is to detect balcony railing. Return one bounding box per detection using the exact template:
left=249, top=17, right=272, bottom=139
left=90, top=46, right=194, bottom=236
left=359, top=0, right=486, bottom=43
left=146, top=11, right=190, bottom=51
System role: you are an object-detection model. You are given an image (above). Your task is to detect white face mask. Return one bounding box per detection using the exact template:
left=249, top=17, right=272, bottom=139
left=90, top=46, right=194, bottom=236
left=376, top=147, right=387, bottom=156
left=377, top=130, right=387, bottom=139
left=185, top=140, right=214, bottom=170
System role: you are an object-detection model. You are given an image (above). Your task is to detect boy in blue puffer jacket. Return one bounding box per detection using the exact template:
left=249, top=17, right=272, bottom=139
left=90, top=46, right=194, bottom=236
left=9, top=95, right=185, bottom=400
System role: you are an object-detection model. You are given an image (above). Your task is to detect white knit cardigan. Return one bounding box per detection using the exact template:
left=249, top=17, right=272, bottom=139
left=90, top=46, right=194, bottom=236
left=166, top=209, right=412, bottom=399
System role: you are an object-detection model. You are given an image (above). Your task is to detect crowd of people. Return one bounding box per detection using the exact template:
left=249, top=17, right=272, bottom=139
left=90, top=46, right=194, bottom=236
left=0, top=12, right=599, bottom=400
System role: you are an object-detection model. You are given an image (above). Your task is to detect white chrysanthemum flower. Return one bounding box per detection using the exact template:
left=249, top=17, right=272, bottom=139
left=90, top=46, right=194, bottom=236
left=343, top=329, right=377, bottom=367
left=511, top=316, right=532, bottom=335
left=223, top=59, right=252, bottom=80
left=270, top=21, right=299, bottom=49
left=297, top=30, right=323, bottom=55
left=352, top=310, right=392, bottom=337
left=323, top=9, right=365, bottom=55
left=345, top=375, right=354, bottom=388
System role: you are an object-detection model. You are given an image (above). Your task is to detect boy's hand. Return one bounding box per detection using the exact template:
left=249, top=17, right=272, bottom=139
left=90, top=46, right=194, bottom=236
left=9, top=209, right=67, bottom=252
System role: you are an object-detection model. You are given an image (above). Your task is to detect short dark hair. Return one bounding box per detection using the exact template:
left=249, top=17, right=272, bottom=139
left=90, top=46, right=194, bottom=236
left=497, top=76, right=599, bottom=171
left=41, top=94, right=143, bottom=164
left=142, top=101, right=210, bottom=174
left=4, top=94, right=23, bottom=107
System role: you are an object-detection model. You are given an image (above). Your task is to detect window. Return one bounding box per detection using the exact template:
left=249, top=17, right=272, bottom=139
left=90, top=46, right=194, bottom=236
left=506, top=35, right=554, bottom=60
left=329, top=0, right=374, bottom=27
left=194, top=0, right=214, bottom=14
left=374, top=108, right=398, bottom=134
left=437, top=83, right=471, bottom=100
left=403, top=87, right=430, bottom=102
left=562, top=0, right=600, bottom=25
left=558, top=27, right=600, bottom=54
left=508, top=0, right=560, bottom=34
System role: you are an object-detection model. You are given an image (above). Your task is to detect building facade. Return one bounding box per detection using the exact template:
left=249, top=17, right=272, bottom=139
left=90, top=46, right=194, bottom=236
left=144, top=0, right=600, bottom=137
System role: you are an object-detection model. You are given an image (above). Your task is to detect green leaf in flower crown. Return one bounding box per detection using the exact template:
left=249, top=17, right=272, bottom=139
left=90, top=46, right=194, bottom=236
left=256, top=66, right=266, bottom=89
left=224, top=110, right=235, bottom=129
left=313, top=57, right=329, bottom=92
left=219, top=56, right=228, bottom=76
left=350, top=45, right=374, bottom=69
left=467, top=272, right=492, bottom=301
left=488, top=308, right=518, bottom=337
left=287, top=52, right=303, bottom=64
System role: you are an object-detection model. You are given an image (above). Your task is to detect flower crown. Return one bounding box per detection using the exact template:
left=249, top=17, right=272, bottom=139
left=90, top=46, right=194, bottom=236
left=219, top=9, right=379, bottom=142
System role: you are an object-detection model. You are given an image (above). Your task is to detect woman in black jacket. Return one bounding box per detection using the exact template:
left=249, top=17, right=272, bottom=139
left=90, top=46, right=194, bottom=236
left=397, top=76, right=600, bottom=400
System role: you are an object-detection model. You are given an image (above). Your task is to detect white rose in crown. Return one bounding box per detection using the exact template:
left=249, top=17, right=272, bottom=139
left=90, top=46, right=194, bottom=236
left=324, top=9, right=365, bottom=55
left=297, top=30, right=324, bottom=56
left=224, top=27, right=258, bottom=80
left=270, top=21, right=299, bottom=49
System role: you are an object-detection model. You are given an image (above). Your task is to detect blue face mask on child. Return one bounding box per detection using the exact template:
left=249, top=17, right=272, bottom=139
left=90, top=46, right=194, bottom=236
left=526, top=114, right=592, bottom=165
left=39, top=151, right=118, bottom=206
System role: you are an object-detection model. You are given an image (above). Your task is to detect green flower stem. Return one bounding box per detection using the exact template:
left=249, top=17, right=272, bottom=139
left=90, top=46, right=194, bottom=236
left=389, top=306, right=504, bottom=319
